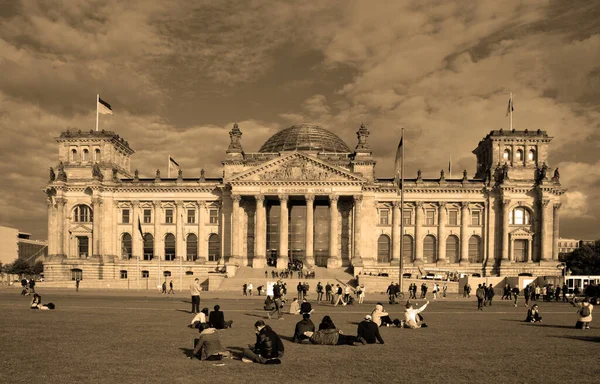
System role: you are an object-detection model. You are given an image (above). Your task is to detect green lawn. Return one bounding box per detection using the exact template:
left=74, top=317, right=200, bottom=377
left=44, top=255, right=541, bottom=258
left=1, top=289, right=598, bottom=384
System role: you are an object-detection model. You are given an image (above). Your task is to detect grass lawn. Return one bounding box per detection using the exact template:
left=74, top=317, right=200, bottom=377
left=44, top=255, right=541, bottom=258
left=1, top=289, right=599, bottom=384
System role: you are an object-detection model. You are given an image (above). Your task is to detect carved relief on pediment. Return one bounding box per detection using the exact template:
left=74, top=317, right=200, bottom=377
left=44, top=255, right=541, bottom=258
left=256, top=158, right=337, bottom=181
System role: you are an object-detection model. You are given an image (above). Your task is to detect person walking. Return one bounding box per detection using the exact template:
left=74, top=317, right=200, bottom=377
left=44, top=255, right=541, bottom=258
left=316, top=282, right=323, bottom=303
left=190, top=278, right=202, bottom=314
left=325, top=283, right=332, bottom=302
left=357, top=284, right=366, bottom=304
left=75, top=278, right=80, bottom=292
left=442, top=283, right=448, bottom=298
left=476, top=284, right=485, bottom=311
left=333, top=284, right=346, bottom=306
left=161, top=281, right=167, bottom=294
left=512, top=285, right=520, bottom=307
left=524, top=285, right=530, bottom=307
left=248, top=282, right=253, bottom=296
left=432, top=283, right=438, bottom=300
left=268, top=284, right=285, bottom=320
left=168, top=280, right=175, bottom=294
left=487, top=284, right=494, bottom=306
left=297, top=282, right=304, bottom=301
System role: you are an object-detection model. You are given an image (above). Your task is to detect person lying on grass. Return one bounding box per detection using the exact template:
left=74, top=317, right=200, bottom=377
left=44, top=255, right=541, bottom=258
left=293, top=313, right=315, bottom=343
left=404, top=300, right=429, bottom=329
left=30, top=294, right=55, bottom=310
left=303, top=315, right=355, bottom=345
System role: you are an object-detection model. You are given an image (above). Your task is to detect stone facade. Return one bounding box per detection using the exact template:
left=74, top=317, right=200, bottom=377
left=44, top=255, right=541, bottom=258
left=43, top=125, right=565, bottom=283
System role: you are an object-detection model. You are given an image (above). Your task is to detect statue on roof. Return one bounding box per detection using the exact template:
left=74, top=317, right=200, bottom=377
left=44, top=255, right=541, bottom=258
left=49, top=167, right=55, bottom=182
left=552, top=167, right=560, bottom=183
left=354, top=123, right=371, bottom=152
left=56, top=161, right=67, bottom=182
left=92, top=163, right=104, bottom=181
left=200, top=168, right=205, bottom=181
left=226, top=123, right=244, bottom=153
left=112, top=167, right=119, bottom=182
left=134, top=169, right=140, bottom=181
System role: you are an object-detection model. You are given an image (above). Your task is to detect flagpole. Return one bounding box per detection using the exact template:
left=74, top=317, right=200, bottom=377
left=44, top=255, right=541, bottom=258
left=96, top=94, right=99, bottom=132
left=167, top=155, right=170, bottom=178
left=399, top=127, right=405, bottom=294
left=510, top=92, right=513, bottom=131
left=449, top=155, right=452, bottom=178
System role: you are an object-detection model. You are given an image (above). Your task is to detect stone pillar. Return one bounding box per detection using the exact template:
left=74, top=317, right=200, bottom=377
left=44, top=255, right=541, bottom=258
left=197, top=201, right=206, bottom=262
left=527, top=238, right=533, bottom=262
left=352, top=195, right=363, bottom=267
left=501, top=199, right=510, bottom=261
left=132, top=201, right=141, bottom=260
left=540, top=199, right=550, bottom=261
left=253, top=195, right=266, bottom=268
left=56, top=198, right=66, bottom=257
left=328, top=195, right=341, bottom=268
left=391, top=201, right=401, bottom=264
left=278, top=195, right=289, bottom=268
left=459, top=202, right=470, bottom=265
left=153, top=201, right=161, bottom=261
left=231, top=195, right=241, bottom=262
left=176, top=201, right=184, bottom=261
left=92, top=197, right=103, bottom=257
left=46, top=198, right=55, bottom=256
left=437, top=202, right=447, bottom=264
left=414, top=202, right=424, bottom=265
left=552, top=203, right=561, bottom=261
left=305, top=195, right=315, bottom=267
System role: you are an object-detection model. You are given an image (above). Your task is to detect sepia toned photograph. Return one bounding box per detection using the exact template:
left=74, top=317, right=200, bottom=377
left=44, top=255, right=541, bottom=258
left=0, top=1, right=598, bottom=383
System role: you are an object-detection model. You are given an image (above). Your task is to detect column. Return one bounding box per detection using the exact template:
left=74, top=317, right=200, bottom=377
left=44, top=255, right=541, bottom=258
left=511, top=143, right=515, bottom=166
left=391, top=201, right=401, bottom=263
left=56, top=198, right=66, bottom=257
left=253, top=195, right=266, bottom=268
left=305, top=195, right=315, bottom=267
left=459, top=202, right=469, bottom=265
left=437, top=202, right=446, bottom=264
left=540, top=200, right=549, bottom=261
left=552, top=203, right=561, bottom=261
left=153, top=201, right=161, bottom=260
left=501, top=199, right=510, bottom=261
left=278, top=195, right=289, bottom=267
left=327, top=195, right=340, bottom=268
left=92, top=197, right=103, bottom=257
left=527, top=238, right=533, bottom=262
left=132, top=201, right=141, bottom=260
left=197, top=201, right=206, bottom=262
left=176, top=201, right=185, bottom=261
left=46, top=198, right=55, bottom=256
left=231, top=195, right=241, bottom=261
left=352, top=195, right=363, bottom=266
left=414, top=202, right=424, bottom=264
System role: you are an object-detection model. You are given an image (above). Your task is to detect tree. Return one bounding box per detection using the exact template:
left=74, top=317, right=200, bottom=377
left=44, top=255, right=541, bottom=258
left=9, top=259, right=32, bottom=276
left=32, top=260, right=44, bottom=276
left=563, top=241, right=600, bottom=275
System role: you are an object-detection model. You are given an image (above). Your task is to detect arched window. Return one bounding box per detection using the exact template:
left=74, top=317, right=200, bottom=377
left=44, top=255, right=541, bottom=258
left=82, top=149, right=89, bottom=162
left=185, top=271, right=194, bottom=276
left=73, top=205, right=92, bottom=222
left=509, top=207, right=531, bottom=225
left=163, top=271, right=171, bottom=277
left=468, top=235, right=482, bottom=263
left=186, top=233, right=198, bottom=261
left=143, top=233, right=154, bottom=261
left=208, top=234, right=221, bottom=262
left=121, top=233, right=132, bottom=259
left=446, top=235, right=459, bottom=263
left=94, top=149, right=101, bottom=161
left=402, top=235, right=414, bottom=263
left=503, top=149, right=511, bottom=162
left=515, top=149, right=523, bottom=162
left=164, top=233, right=176, bottom=261
left=528, top=149, right=536, bottom=162
left=377, top=235, right=391, bottom=263
left=423, top=235, right=437, bottom=263
left=71, top=149, right=78, bottom=161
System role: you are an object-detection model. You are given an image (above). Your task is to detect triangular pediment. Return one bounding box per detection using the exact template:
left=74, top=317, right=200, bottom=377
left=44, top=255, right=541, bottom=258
left=510, top=227, right=533, bottom=237
left=229, top=152, right=366, bottom=183
left=70, top=223, right=92, bottom=233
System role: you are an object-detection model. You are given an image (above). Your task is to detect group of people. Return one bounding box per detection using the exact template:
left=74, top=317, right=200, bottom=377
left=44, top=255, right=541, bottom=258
left=265, top=268, right=316, bottom=279
left=242, top=283, right=266, bottom=296
left=161, top=280, right=175, bottom=294
left=474, top=283, right=495, bottom=310
left=20, top=278, right=36, bottom=295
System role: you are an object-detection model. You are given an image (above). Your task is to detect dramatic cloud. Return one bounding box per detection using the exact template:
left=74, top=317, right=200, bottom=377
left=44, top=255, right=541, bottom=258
left=0, top=0, right=599, bottom=241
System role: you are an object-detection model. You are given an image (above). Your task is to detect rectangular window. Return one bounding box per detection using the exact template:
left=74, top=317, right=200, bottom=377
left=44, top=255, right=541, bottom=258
left=120, top=270, right=128, bottom=279
left=402, top=209, right=412, bottom=225
left=141, top=270, right=149, bottom=278
left=143, top=209, right=152, bottom=223
left=471, top=210, right=481, bottom=226
left=448, top=210, right=458, bottom=225
left=122, top=209, right=130, bottom=224
left=209, top=209, right=218, bottom=224
left=187, top=209, right=195, bottom=224
left=379, top=209, right=389, bottom=225
left=426, top=210, right=435, bottom=225
left=165, top=209, right=173, bottom=223
left=77, top=236, right=89, bottom=258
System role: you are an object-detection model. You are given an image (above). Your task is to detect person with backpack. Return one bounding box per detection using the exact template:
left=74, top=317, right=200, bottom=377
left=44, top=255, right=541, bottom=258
left=475, top=284, right=485, bottom=311
left=572, top=298, right=593, bottom=329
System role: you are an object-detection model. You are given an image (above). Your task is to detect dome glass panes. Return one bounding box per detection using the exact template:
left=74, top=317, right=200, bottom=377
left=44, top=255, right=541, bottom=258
left=259, top=124, right=351, bottom=153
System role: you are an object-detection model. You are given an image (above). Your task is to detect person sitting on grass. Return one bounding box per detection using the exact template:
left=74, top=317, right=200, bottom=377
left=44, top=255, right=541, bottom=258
left=404, top=300, right=429, bottom=329
left=30, top=293, right=55, bottom=310
left=299, top=298, right=313, bottom=316
left=303, top=315, right=355, bottom=345
left=292, top=313, right=315, bottom=343
left=189, top=308, right=210, bottom=331
left=572, top=297, right=593, bottom=329
left=525, top=304, right=542, bottom=323
left=242, top=320, right=284, bottom=364
left=209, top=305, right=233, bottom=329
left=288, top=298, right=300, bottom=315
left=190, top=326, right=231, bottom=361
left=371, top=303, right=400, bottom=327
left=355, top=314, right=384, bottom=345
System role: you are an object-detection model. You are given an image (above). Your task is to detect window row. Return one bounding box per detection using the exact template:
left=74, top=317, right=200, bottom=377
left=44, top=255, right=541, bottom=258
left=120, top=232, right=221, bottom=262
left=378, top=208, right=482, bottom=226
left=376, top=234, right=483, bottom=264
left=73, top=269, right=198, bottom=280
left=503, top=148, right=536, bottom=164
left=71, top=148, right=101, bottom=162
left=121, top=208, right=219, bottom=224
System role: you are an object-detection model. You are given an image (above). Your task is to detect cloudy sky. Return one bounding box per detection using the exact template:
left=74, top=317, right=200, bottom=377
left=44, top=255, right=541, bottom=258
left=0, top=0, right=599, bottom=241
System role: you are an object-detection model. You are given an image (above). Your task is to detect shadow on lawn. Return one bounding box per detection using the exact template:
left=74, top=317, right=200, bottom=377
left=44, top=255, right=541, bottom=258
left=175, top=309, right=192, bottom=314
left=521, top=323, right=575, bottom=329
left=245, top=312, right=269, bottom=319
left=551, top=335, right=600, bottom=343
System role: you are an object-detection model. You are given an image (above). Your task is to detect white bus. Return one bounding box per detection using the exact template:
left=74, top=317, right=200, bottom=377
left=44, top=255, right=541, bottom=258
left=564, top=275, right=600, bottom=295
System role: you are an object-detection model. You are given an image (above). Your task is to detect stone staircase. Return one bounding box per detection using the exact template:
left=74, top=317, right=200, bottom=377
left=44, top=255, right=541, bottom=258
left=215, top=266, right=356, bottom=292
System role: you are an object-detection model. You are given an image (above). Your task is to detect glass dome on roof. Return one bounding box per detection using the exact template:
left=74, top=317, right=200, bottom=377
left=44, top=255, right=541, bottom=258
left=259, top=124, right=351, bottom=153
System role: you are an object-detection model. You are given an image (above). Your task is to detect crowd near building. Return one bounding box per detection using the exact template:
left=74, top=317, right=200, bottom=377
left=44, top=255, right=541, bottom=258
left=42, top=122, right=565, bottom=283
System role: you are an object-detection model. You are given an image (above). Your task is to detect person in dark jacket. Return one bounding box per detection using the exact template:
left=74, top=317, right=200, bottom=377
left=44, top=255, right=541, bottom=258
left=475, top=284, right=485, bottom=311
left=209, top=305, right=233, bottom=329
left=242, top=320, right=284, bottom=364
left=293, top=313, right=315, bottom=343
left=356, top=314, right=384, bottom=344
left=304, top=316, right=355, bottom=345
left=299, top=299, right=313, bottom=316
left=486, top=284, right=495, bottom=306
left=524, top=304, right=542, bottom=323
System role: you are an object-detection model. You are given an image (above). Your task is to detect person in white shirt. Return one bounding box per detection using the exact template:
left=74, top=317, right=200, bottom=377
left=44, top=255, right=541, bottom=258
left=190, top=278, right=202, bottom=314
left=404, top=300, right=429, bottom=329
left=248, top=282, right=253, bottom=296
left=357, top=284, right=366, bottom=304
left=189, top=308, right=210, bottom=331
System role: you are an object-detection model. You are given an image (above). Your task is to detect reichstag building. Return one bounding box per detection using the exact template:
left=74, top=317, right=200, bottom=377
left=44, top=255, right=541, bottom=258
left=43, top=123, right=564, bottom=282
